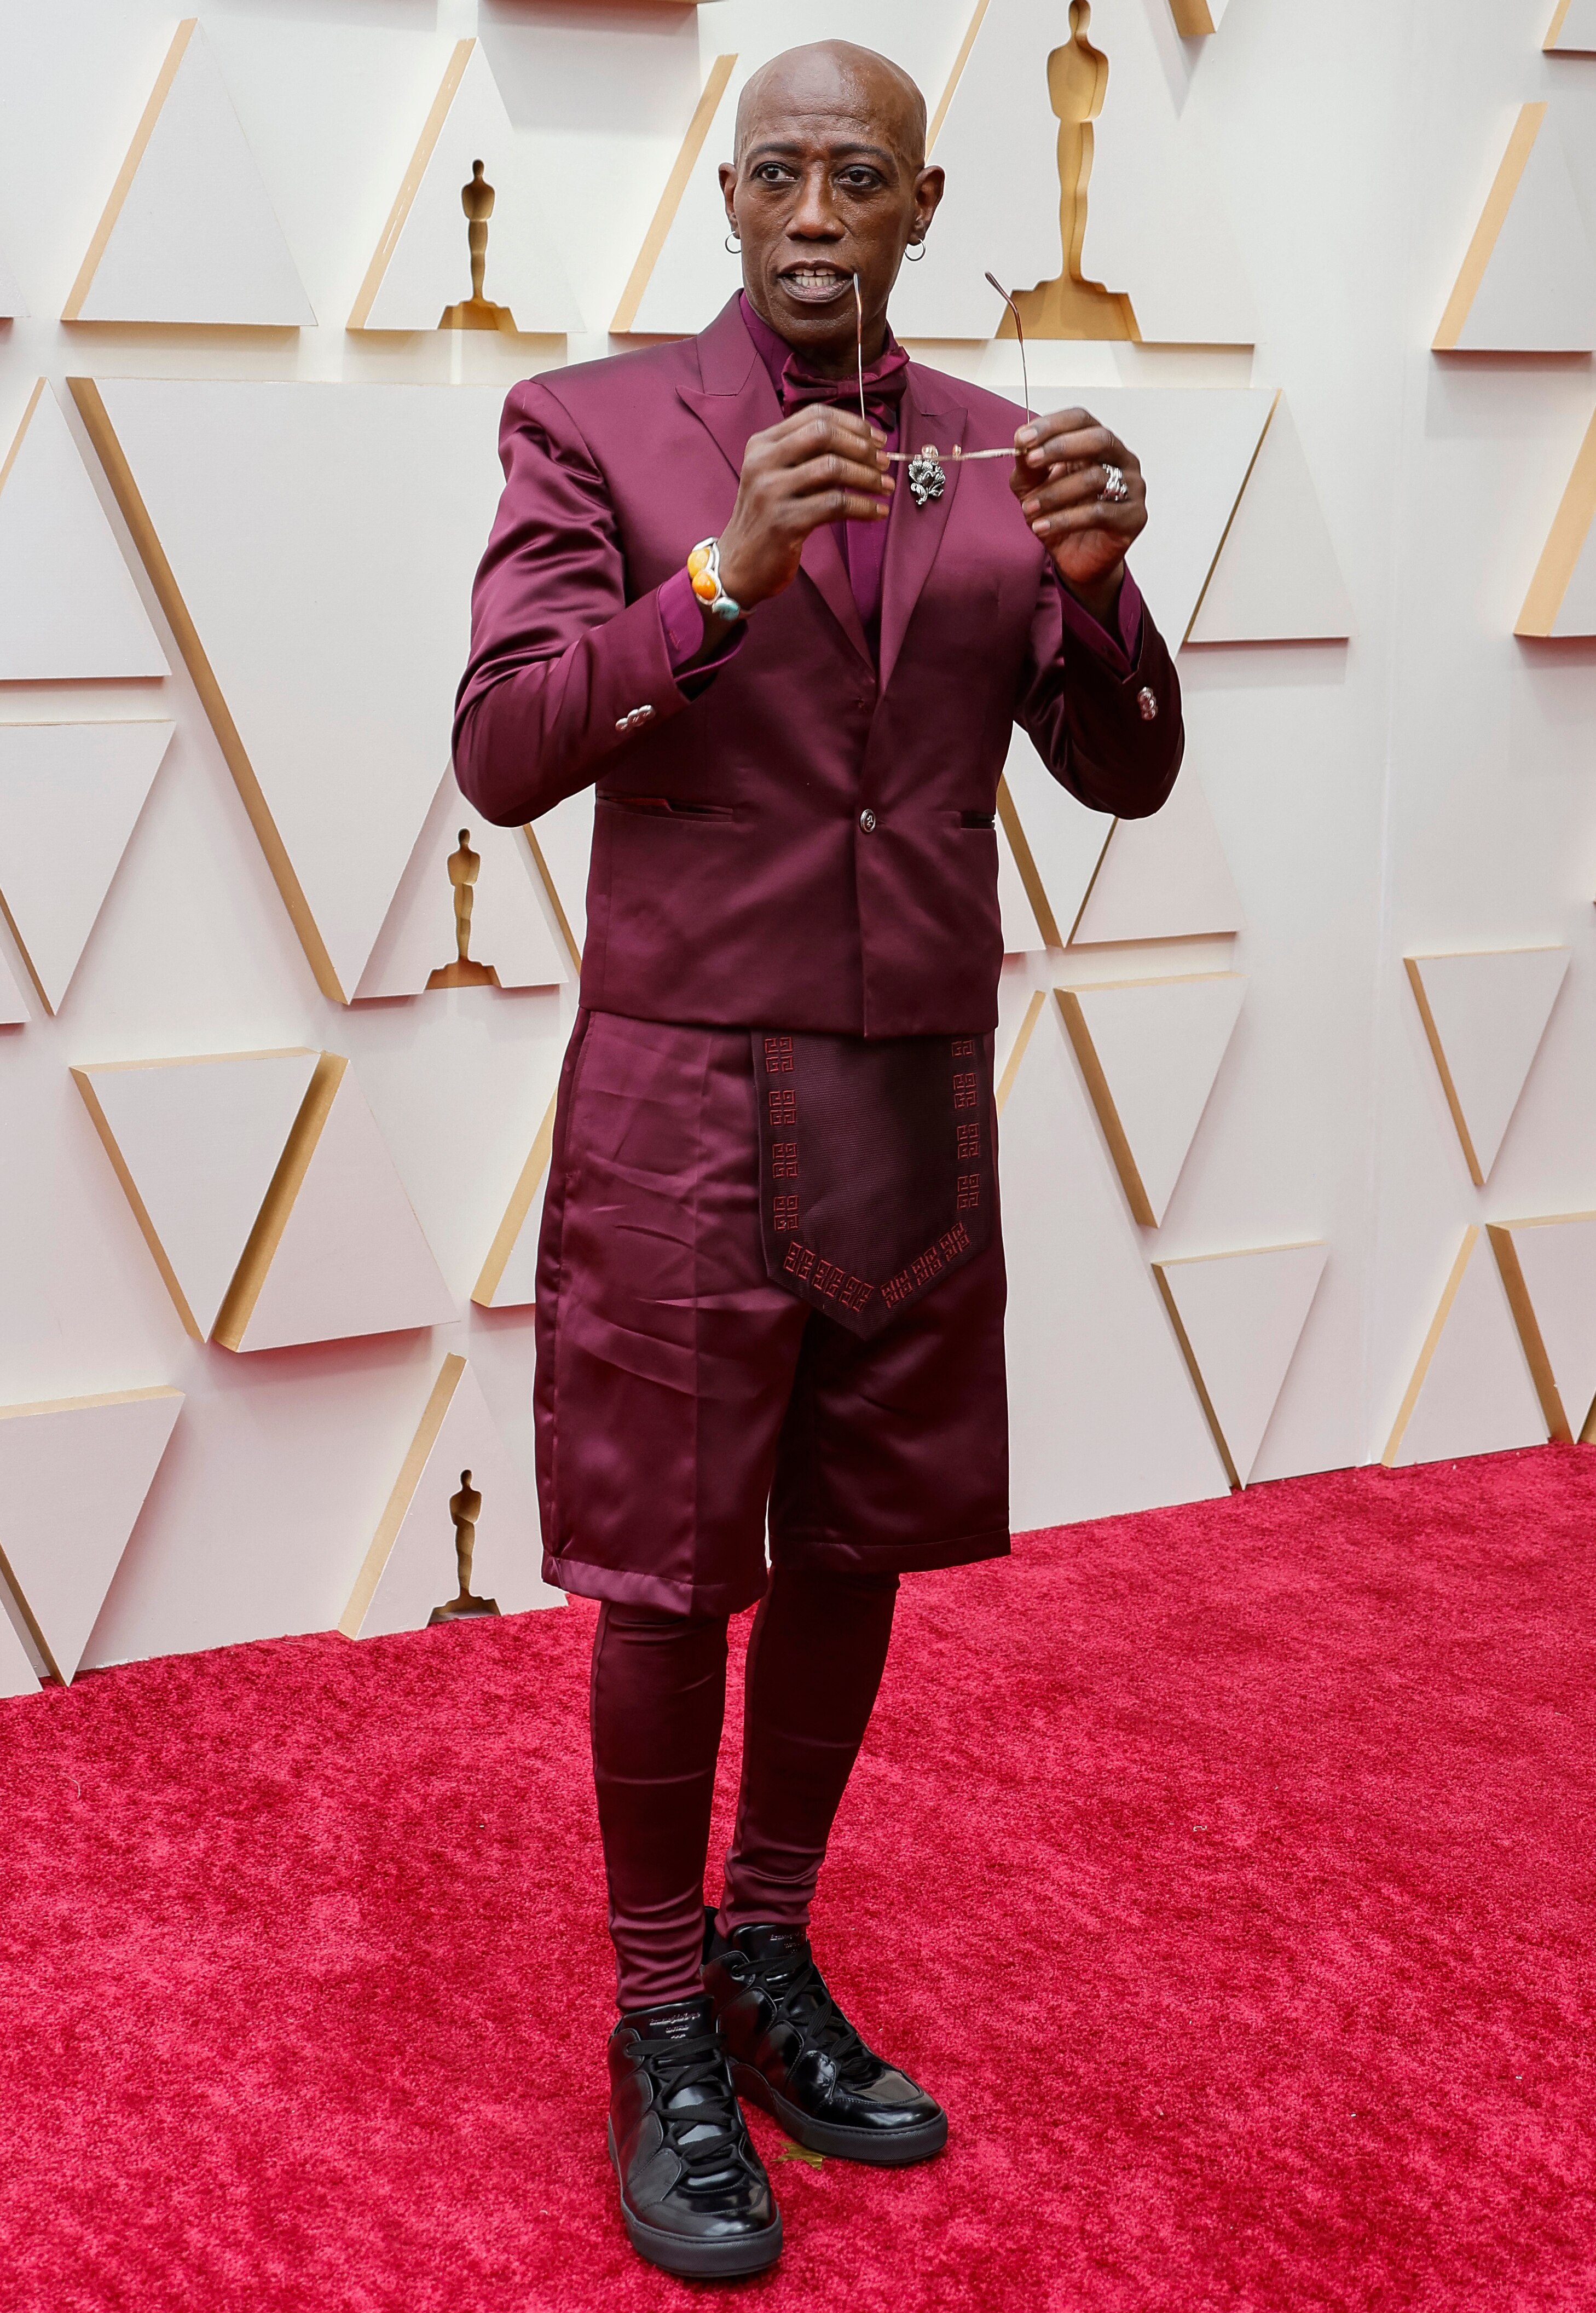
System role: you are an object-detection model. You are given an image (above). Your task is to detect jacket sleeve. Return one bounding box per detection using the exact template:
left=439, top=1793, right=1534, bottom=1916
left=1015, top=562, right=1184, bottom=820
left=452, top=378, right=741, bottom=827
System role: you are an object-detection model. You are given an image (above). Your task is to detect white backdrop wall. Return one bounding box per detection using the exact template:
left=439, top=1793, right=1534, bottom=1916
left=0, top=0, right=1592, bottom=1681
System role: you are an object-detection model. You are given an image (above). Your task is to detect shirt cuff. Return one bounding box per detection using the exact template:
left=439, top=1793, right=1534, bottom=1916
left=1054, top=564, right=1145, bottom=678
left=658, top=564, right=708, bottom=671
left=657, top=563, right=747, bottom=695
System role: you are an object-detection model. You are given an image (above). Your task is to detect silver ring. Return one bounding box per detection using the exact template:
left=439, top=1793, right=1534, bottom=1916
left=1100, top=463, right=1130, bottom=504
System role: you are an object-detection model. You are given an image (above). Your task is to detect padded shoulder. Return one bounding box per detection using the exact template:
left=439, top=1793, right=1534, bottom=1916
left=518, top=334, right=706, bottom=431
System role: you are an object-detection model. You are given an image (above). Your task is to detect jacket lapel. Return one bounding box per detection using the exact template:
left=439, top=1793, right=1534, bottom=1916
left=878, top=367, right=970, bottom=697
left=799, top=520, right=873, bottom=669
left=675, top=298, right=873, bottom=670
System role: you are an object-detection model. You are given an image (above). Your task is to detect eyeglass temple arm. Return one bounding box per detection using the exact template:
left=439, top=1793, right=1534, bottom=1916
left=853, top=268, right=1034, bottom=458
left=853, top=274, right=868, bottom=430
left=984, top=274, right=1033, bottom=427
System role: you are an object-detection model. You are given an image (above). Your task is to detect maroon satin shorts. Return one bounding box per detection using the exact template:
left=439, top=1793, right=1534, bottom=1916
left=533, top=1009, right=1010, bottom=1618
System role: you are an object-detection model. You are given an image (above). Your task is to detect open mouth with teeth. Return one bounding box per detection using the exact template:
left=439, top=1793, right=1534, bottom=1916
left=779, top=265, right=855, bottom=304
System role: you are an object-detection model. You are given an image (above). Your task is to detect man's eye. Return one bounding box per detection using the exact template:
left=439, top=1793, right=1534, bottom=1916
left=839, top=171, right=882, bottom=191
left=754, top=165, right=792, bottom=184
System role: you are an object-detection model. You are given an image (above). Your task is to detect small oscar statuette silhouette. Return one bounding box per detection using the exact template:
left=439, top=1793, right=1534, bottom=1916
left=440, top=159, right=518, bottom=333
left=429, top=1468, right=501, bottom=1625
left=426, top=828, right=500, bottom=989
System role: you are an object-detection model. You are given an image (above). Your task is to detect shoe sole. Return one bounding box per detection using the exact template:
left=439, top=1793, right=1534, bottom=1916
left=731, top=2062, right=949, bottom=2167
left=607, top=2121, right=784, bottom=2279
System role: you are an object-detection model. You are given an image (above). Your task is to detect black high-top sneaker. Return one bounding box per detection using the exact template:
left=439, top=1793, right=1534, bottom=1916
left=703, top=1910, right=949, bottom=2166
left=606, top=1992, right=783, bottom=2278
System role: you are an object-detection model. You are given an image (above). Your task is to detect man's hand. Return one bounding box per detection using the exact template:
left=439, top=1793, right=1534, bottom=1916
left=1010, top=409, right=1147, bottom=625
left=714, top=408, right=893, bottom=616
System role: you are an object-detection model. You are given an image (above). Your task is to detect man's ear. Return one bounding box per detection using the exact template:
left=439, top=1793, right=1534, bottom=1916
left=913, top=165, right=946, bottom=234
left=718, top=162, right=739, bottom=231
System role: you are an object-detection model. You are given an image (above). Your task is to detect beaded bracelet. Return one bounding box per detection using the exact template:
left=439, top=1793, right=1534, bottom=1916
left=687, top=537, right=743, bottom=624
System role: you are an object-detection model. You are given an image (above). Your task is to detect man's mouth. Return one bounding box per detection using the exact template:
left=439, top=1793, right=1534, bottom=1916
left=779, top=266, right=854, bottom=305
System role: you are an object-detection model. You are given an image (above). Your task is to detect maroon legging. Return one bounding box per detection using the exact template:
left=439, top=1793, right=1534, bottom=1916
left=589, top=1564, right=899, bottom=2011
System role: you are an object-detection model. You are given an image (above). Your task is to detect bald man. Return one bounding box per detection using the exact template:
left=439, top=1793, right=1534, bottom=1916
left=455, top=41, right=1181, bottom=2278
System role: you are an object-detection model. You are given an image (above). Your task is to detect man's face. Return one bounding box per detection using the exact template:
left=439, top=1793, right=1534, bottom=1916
left=720, top=48, right=942, bottom=369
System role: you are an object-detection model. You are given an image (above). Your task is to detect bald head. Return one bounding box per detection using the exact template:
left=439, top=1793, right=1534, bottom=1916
left=736, top=43, right=927, bottom=170
left=720, top=40, right=942, bottom=374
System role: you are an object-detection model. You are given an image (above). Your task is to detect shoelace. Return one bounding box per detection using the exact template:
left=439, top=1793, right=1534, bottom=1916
left=638, top=2031, right=748, bottom=2178
left=746, top=1947, right=879, bottom=2087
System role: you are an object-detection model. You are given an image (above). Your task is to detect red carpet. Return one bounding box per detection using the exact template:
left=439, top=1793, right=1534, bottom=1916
left=0, top=1447, right=1592, bottom=2310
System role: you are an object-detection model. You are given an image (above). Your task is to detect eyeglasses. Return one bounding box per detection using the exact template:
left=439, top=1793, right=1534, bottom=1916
left=854, top=270, right=1032, bottom=467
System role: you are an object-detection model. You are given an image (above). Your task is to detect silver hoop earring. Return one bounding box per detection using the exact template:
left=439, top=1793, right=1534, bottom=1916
left=725, top=232, right=742, bottom=254
left=905, top=239, right=928, bottom=263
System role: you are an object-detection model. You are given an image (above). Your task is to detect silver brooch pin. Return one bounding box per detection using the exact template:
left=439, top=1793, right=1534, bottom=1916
left=906, top=446, right=946, bottom=509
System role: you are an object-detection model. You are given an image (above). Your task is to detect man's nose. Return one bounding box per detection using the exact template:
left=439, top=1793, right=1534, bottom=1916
left=788, top=163, right=845, bottom=239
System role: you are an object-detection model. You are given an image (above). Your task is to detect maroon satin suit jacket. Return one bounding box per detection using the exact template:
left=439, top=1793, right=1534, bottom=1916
left=453, top=297, right=1183, bottom=1036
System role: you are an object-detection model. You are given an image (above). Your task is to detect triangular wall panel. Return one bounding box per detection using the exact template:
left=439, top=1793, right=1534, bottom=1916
left=356, top=771, right=571, bottom=1000
left=613, top=54, right=741, bottom=334
left=0, top=241, right=26, bottom=319
left=1433, top=104, right=1596, bottom=353
left=1546, top=0, right=1596, bottom=49
left=1071, top=774, right=1244, bottom=945
left=63, top=20, right=313, bottom=328
left=76, top=378, right=507, bottom=1002
left=0, top=1593, right=41, bottom=1698
left=1405, top=948, right=1568, bottom=1186
left=1518, top=408, right=1596, bottom=638
left=0, top=1388, right=183, bottom=1682
left=218, top=1059, right=454, bottom=1353
left=73, top=1048, right=322, bottom=1340
left=889, top=0, right=1074, bottom=341
left=998, top=728, right=1113, bottom=948
left=526, top=788, right=594, bottom=965
left=998, top=818, right=1049, bottom=954
left=1001, top=997, right=1229, bottom=1525
left=1383, top=1228, right=1545, bottom=1466
left=341, top=1354, right=562, bottom=1637
left=1188, top=395, right=1355, bottom=643
left=0, top=383, right=167, bottom=682
left=1154, top=1243, right=1327, bottom=1486
left=350, top=38, right=579, bottom=334
left=0, top=721, right=173, bottom=1011
left=996, top=984, right=1048, bottom=1115
left=1060, top=388, right=1275, bottom=645
left=0, top=931, right=28, bottom=1025
left=1488, top=1213, right=1596, bottom=1443
left=472, top=1091, right=559, bottom=1310
left=1056, top=972, right=1246, bottom=1226
left=1083, top=0, right=1258, bottom=345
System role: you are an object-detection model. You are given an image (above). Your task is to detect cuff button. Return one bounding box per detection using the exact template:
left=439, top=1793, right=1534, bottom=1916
left=1136, top=686, right=1159, bottom=723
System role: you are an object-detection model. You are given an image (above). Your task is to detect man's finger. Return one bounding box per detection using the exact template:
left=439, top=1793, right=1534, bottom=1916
left=1032, top=500, right=1143, bottom=541
left=770, top=408, right=888, bottom=458
left=786, top=451, right=895, bottom=500
left=1021, top=465, right=1141, bottom=518
left=1016, top=408, right=1096, bottom=445
left=1018, top=422, right=1122, bottom=472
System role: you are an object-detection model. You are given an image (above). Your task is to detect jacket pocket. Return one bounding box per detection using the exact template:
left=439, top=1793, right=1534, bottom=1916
left=598, top=795, right=737, bottom=822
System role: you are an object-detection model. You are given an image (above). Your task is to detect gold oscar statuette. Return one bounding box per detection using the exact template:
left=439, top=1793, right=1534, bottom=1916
left=426, top=828, right=501, bottom=989
left=429, top=1468, right=502, bottom=1625
left=440, top=160, right=518, bottom=334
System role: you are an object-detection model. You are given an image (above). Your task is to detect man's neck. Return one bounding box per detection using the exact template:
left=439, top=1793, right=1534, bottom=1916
left=739, top=291, right=891, bottom=379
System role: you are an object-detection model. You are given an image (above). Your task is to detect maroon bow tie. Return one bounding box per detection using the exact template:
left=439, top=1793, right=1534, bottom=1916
left=780, top=343, right=911, bottom=431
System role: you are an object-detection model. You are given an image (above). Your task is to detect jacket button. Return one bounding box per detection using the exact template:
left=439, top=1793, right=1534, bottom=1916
left=859, top=807, right=877, bottom=833
left=1136, top=686, right=1159, bottom=722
